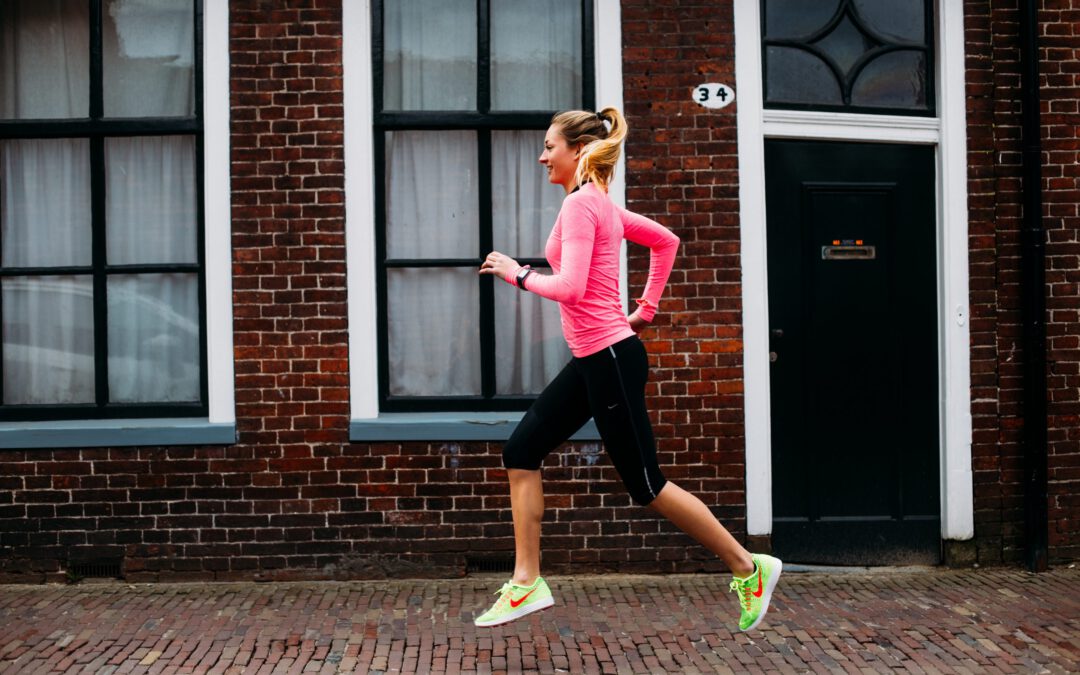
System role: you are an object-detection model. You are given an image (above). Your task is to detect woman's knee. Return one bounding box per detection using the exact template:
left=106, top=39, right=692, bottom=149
left=502, top=438, right=541, bottom=471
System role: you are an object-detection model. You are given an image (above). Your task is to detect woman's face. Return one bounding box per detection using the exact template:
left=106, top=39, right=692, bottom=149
left=539, top=124, right=580, bottom=193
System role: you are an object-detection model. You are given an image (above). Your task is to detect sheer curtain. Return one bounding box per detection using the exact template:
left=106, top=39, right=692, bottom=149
left=382, top=0, right=475, bottom=111
left=385, top=131, right=481, bottom=396
left=491, top=0, right=581, bottom=111
left=492, top=131, right=569, bottom=394
left=105, top=136, right=199, bottom=402
left=0, top=0, right=197, bottom=406
left=382, top=2, right=580, bottom=398
left=0, top=1, right=89, bottom=119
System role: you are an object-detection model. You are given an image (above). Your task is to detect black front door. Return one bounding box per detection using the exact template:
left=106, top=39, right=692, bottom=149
left=766, top=140, right=940, bottom=565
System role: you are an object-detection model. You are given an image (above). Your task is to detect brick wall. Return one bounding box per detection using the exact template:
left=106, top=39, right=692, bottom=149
left=1037, top=0, right=1079, bottom=562
left=966, top=0, right=1079, bottom=564
left=619, top=1, right=749, bottom=547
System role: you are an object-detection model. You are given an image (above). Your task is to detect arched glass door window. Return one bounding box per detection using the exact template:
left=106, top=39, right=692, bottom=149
left=762, top=0, right=934, bottom=115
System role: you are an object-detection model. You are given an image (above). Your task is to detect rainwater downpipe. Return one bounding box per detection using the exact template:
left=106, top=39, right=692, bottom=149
left=1019, top=0, right=1048, bottom=573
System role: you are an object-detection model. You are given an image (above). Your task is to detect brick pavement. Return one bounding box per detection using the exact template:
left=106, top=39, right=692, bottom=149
left=0, top=566, right=1077, bottom=674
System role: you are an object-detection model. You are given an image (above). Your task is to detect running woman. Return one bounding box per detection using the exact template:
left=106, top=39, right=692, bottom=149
left=476, top=108, right=781, bottom=631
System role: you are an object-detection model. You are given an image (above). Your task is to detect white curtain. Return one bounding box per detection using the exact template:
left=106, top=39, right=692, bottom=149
left=0, top=0, right=89, bottom=119
left=0, top=1, right=197, bottom=406
left=382, top=0, right=475, bottom=111
left=383, top=0, right=582, bottom=396
left=106, top=136, right=197, bottom=264
left=108, top=274, right=199, bottom=402
left=2, top=277, right=95, bottom=404
left=492, top=131, right=569, bottom=394
left=385, top=131, right=478, bottom=259
left=491, top=0, right=581, bottom=111
left=387, top=268, right=480, bottom=396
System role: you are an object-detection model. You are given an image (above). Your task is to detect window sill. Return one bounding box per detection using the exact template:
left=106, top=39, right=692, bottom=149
left=350, top=412, right=600, bottom=442
left=0, top=418, right=236, bottom=449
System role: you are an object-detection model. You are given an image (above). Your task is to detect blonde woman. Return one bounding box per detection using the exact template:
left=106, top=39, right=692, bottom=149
left=476, top=108, right=781, bottom=631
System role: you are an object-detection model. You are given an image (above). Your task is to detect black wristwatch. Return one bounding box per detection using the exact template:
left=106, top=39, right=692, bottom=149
left=515, top=265, right=534, bottom=290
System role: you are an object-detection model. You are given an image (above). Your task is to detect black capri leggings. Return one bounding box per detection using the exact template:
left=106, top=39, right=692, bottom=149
left=503, top=335, right=667, bottom=506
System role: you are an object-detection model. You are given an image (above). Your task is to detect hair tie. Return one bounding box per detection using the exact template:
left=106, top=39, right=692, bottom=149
left=595, top=111, right=606, bottom=123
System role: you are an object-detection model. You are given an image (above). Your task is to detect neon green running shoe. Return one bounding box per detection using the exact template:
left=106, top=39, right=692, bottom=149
left=729, top=553, right=782, bottom=631
left=474, top=576, right=554, bottom=627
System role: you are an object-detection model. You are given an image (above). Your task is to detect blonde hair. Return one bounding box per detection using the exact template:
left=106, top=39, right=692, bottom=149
left=551, top=106, right=627, bottom=191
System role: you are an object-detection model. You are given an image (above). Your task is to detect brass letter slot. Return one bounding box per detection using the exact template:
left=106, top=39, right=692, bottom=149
left=821, top=245, right=876, bottom=260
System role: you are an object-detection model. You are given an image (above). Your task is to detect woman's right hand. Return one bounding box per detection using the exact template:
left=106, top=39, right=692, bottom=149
left=628, top=311, right=650, bottom=333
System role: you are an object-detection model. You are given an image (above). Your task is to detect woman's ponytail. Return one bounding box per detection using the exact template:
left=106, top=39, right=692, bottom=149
left=551, top=107, right=627, bottom=191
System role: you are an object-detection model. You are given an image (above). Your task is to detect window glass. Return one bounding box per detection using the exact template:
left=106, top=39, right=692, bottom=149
left=375, top=0, right=589, bottom=410
left=0, top=2, right=204, bottom=418
left=764, top=0, right=840, bottom=40
left=2, top=276, right=95, bottom=404
left=382, top=0, right=476, bottom=111
left=107, top=273, right=199, bottom=402
left=1, top=139, right=92, bottom=267
left=385, top=131, right=478, bottom=259
left=765, top=47, right=843, bottom=107
left=494, top=285, right=568, bottom=395
left=851, top=50, right=927, bottom=109
left=387, top=268, right=480, bottom=396
left=490, top=130, right=562, bottom=258
left=762, top=0, right=932, bottom=114
left=0, top=0, right=90, bottom=119
left=491, top=0, right=581, bottom=111
left=853, top=0, right=924, bottom=42
left=103, top=0, right=195, bottom=117
left=106, top=136, right=197, bottom=264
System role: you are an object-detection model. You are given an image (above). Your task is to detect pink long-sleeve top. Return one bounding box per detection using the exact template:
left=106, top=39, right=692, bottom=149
left=510, top=182, right=680, bottom=358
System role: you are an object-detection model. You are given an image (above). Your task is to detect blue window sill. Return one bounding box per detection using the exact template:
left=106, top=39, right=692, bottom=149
left=0, top=418, right=237, bottom=449
left=350, top=412, right=600, bottom=442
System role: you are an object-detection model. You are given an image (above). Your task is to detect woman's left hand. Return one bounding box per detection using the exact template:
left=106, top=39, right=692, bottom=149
left=478, top=251, right=520, bottom=283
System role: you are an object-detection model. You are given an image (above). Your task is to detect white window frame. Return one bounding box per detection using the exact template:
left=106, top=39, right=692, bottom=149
left=0, top=0, right=235, bottom=448
left=734, top=0, right=973, bottom=541
left=345, top=0, right=624, bottom=440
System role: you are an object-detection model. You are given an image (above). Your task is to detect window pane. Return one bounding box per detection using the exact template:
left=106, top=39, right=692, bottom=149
left=383, top=0, right=475, bottom=111
left=853, top=0, right=924, bottom=43
left=491, top=0, right=581, bottom=111
left=2, top=276, right=95, bottom=404
left=813, top=14, right=876, bottom=75
left=495, top=287, right=568, bottom=395
left=491, top=131, right=562, bottom=257
left=1, top=139, right=92, bottom=268
left=385, top=131, right=478, bottom=259
left=0, top=0, right=90, bottom=119
left=103, top=0, right=195, bottom=117
left=107, top=273, right=199, bottom=402
left=106, top=136, right=197, bottom=264
left=387, top=268, right=479, bottom=396
left=765, top=46, right=842, bottom=106
left=764, top=0, right=840, bottom=40
left=851, top=50, right=928, bottom=109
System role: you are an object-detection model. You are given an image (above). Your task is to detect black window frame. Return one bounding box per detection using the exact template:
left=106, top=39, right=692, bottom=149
left=373, top=0, right=595, bottom=413
left=761, top=0, right=936, bottom=117
left=0, top=0, right=208, bottom=422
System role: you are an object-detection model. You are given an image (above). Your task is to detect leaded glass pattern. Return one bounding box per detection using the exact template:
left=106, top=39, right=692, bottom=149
left=762, top=0, right=933, bottom=115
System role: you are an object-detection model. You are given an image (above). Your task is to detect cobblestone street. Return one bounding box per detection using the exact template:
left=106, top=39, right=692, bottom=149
left=1, top=566, right=1078, bottom=673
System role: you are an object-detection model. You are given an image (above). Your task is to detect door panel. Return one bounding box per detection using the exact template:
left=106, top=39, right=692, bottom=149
left=766, top=140, right=940, bottom=565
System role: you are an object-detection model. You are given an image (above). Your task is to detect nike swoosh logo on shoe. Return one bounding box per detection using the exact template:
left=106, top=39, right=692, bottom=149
left=752, top=571, right=764, bottom=598
left=510, top=588, right=537, bottom=608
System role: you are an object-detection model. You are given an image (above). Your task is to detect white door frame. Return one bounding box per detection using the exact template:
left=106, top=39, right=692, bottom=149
left=733, top=0, right=973, bottom=541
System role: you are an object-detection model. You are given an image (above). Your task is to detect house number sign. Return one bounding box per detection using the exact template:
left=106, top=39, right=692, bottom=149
left=693, top=83, right=734, bottom=109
